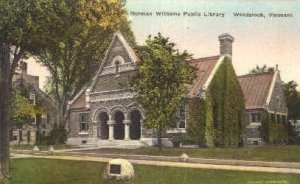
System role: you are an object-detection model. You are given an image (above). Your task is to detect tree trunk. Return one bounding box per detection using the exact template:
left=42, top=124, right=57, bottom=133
left=0, top=41, right=11, bottom=180
left=157, top=127, right=162, bottom=151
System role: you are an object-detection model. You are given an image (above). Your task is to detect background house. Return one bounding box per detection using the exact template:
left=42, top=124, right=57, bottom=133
left=238, top=67, right=288, bottom=145
left=11, top=61, right=58, bottom=145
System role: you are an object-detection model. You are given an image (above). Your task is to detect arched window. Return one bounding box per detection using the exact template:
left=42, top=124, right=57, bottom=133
left=115, top=60, right=120, bottom=73
left=112, top=56, right=124, bottom=75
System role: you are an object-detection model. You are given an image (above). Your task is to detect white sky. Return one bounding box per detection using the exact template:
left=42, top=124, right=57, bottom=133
left=27, top=0, right=300, bottom=90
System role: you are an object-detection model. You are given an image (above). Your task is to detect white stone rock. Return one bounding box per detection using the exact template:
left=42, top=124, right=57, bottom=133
left=48, top=145, right=55, bottom=154
left=32, top=145, right=40, bottom=153
left=180, top=153, right=189, bottom=162
left=105, top=159, right=134, bottom=181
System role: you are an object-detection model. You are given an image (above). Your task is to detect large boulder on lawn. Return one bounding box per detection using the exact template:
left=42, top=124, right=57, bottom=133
left=103, top=159, right=134, bottom=181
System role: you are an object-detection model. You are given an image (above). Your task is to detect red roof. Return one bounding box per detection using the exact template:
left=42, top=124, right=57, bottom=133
left=187, top=56, right=220, bottom=98
left=238, top=71, right=275, bottom=109
left=69, top=90, right=86, bottom=109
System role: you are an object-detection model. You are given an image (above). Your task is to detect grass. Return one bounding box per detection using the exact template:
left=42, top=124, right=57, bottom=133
left=5, top=158, right=300, bottom=184
left=82, top=145, right=300, bottom=162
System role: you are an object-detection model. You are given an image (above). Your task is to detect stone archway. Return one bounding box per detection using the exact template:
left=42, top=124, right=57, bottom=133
left=114, top=111, right=125, bottom=140
left=130, top=110, right=141, bottom=140
left=98, top=112, right=109, bottom=140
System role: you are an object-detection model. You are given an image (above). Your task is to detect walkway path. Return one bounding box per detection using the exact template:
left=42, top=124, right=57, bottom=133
left=11, top=153, right=300, bottom=174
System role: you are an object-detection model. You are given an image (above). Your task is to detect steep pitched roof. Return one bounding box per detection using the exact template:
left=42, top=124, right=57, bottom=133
left=89, top=32, right=139, bottom=91
left=69, top=55, right=223, bottom=104
left=13, top=73, right=57, bottom=107
left=187, top=55, right=221, bottom=98
left=238, top=71, right=275, bottom=110
left=68, top=88, right=86, bottom=110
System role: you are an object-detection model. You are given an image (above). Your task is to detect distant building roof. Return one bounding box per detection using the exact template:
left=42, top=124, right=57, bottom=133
left=187, top=56, right=220, bottom=98
left=13, top=72, right=57, bottom=108
left=238, top=71, right=275, bottom=110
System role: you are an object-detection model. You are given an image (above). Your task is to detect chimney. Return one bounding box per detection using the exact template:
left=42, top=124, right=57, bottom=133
left=218, top=33, right=234, bottom=56
left=20, top=61, right=27, bottom=75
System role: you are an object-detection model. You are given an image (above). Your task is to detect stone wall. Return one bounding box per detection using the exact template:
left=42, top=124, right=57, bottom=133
left=68, top=109, right=91, bottom=138
left=105, top=39, right=132, bottom=67
left=93, top=70, right=136, bottom=92
left=268, top=73, right=288, bottom=114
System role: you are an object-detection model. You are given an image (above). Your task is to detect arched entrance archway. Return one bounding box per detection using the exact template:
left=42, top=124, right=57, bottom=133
left=114, top=111, right=125, bottom=140
left=98, top=112, right=109, bottom=139
left=130, top=110, right=141, bottom=140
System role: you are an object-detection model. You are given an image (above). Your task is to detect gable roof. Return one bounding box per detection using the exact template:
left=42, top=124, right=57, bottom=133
left=238, top=71, right=275, bottom=110
left=13, top=72, right=57, bottom=108
left=68, top=88, right=87, bottom=110
left=89, top=32, right=139, bottom=91
left=187, top=55, right=222, bottom=98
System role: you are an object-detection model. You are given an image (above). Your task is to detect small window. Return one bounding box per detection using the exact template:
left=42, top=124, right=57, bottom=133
left=115, top=60, right=120, bottom=73
left=178, top=107, right=186, bottom=128
left=19, top=130, right=23, bottom=141
left=42, top=114, right=47, bottom=124
left=79, top=113, right=89, bottom=132
left=31, top=116, right=36, bottom=124
left=250, top=113, right=261, bottom=123
left=29, top=92, right=36, bottom=105
left=173, top=106, right=186, bottom=129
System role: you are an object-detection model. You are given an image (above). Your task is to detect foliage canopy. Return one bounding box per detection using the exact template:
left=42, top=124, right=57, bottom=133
left=38, top=0, right=135, bottom=125
left=249, top=65, right=271, bottom=74
left=187, top=57, right=245, bottom=147
left=10, top=91, right=35, bottom=126
left=132, top=33, right=196, bottom=147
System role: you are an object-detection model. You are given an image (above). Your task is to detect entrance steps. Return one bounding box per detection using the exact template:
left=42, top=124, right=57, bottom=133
left=67, top=138, right=150, bottom=149
left=95, top=140, right=148, bottom=149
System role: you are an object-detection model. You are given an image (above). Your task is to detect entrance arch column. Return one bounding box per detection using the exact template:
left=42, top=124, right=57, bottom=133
left=92, top=121, right=99, bottom=138
left=107, top=114, right=115, bottom=141
left=124, top=113, right=131, bottom=141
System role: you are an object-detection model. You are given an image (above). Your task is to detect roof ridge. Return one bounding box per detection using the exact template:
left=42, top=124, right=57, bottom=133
left=238, top=71, right=275, bottom=78
left=188, top=55, right=220, bottom=63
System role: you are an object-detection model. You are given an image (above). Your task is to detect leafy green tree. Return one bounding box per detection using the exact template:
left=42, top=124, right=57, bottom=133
left=0, top=0, right=54, bottom=179
left=10, top=90, right=35, bottom=145
left=249, top=65, right=270, bottom=74
left=10, top=91, right=35, bottom=127
left=132, top=33, right=196, bottom=150
left=37, top=0, right=135, bottom=129
left=0, top=0, right=130, bottom=179
left=283, top=81, right=300, bottom=144
left=283, top=81, right=300, bottom=120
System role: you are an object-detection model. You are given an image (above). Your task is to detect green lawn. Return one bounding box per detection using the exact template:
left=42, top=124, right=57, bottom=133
left=4, top=158, right=300, bottom=184
left=83, top=145, right=300, bottom=162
